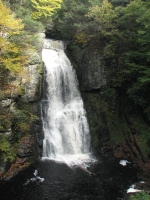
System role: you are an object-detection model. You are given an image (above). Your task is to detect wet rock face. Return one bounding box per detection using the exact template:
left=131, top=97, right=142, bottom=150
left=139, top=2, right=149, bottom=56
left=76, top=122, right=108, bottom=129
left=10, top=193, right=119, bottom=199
left=81, top=52, right=106, bottom=91
left=66, top=45, right=106, bottom=92
left=21, top=52, right=42, bottom=103
left=0, top=160, right=11, bottom=174
left=17, top=135, right=34, bottom=158
left=2, top=135, right=36, bottom=180
left=21, top=64, right=41, bottom=102
left=33, top=102, right=44, bottom=157
left=81, top=92, right=110, bottom=150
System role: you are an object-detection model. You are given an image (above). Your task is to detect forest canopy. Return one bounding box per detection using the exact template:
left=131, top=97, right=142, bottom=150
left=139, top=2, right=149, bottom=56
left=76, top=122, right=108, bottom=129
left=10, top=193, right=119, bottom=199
left=0, top=0, right=25, bottom=72
left=1, top=0, right=150, bottom=119
left=31, top=0, right=63, bottom=20
left=0, top=0, right=62, bottom=72
left=50, top=0, right=150, bottom=119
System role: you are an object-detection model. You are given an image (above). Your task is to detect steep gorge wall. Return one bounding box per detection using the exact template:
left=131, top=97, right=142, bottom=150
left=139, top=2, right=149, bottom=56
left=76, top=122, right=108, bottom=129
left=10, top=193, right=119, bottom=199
left=66, top=44, right=150, bottom=172
left=0, top=46, right=43, bottom=180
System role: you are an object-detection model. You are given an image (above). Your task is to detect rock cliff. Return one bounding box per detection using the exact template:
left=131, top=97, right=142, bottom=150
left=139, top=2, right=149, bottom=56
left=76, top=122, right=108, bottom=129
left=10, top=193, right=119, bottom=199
left=0, top=41, right=43, bottom=180
left=81, top=51, right=106, bottom=91
left=66, top=43, right=150, bottom=173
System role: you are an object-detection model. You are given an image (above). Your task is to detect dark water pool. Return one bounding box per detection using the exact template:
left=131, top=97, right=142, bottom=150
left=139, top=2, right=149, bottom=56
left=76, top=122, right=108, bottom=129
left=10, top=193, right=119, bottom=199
left=0, top=154, right=140, bottom=200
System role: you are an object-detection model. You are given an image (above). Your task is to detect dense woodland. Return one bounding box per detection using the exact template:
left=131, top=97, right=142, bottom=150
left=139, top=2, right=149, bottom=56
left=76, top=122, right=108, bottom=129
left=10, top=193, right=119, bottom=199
left=51, top=0, right=150, bottom=121
left=1, top=0, right=150, bottom=115
left=1, top=0, right=150, bottom=198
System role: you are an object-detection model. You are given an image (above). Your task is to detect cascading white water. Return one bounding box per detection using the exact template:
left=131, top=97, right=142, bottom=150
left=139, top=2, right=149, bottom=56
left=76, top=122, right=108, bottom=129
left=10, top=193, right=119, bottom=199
left=42, top=39, right=92, bottom=165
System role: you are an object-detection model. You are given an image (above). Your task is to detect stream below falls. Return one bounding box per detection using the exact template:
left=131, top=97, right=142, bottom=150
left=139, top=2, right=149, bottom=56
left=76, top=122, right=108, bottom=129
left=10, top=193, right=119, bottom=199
left=0, top=154, right=140, bottom=200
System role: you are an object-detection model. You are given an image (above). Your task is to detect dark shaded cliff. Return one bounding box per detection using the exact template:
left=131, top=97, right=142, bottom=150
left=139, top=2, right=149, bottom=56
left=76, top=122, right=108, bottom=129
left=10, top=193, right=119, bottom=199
left=64, top=42, right=150, bottom=174
left=48, top=0, right=150, bottom=174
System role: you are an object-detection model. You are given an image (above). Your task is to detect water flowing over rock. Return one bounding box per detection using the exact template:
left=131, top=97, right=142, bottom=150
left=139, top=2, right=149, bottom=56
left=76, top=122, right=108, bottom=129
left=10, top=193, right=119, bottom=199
left=42, top=39, right=92, bottom=165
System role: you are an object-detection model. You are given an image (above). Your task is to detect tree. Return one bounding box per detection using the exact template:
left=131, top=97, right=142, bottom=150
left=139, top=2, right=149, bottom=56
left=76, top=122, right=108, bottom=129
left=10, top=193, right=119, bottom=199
left=31, top=0, right=62, bottom=21
left=114, top=0, right=150, bottom=112
left=87, top=0, right=117, bottom=37
left=0, top=0, right=23, bottom=36
left=0, top=0, right=26, bottom=72
left=52, top=0, right=150, bottom=118
left=51, top=0, right=90, bottom=41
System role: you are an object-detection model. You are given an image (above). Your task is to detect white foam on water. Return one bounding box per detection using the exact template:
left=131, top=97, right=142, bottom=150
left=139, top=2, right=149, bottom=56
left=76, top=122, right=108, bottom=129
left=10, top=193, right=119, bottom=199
left=127, top=184, right=141, bottom=193
left=24, top=170, right=45, bottom=185
left=119, top=160, right=130, bottom=166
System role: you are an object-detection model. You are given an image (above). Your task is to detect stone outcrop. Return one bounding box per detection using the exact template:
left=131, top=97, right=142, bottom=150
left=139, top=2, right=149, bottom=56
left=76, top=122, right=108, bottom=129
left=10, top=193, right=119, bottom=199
left=2, top=135, right=36, bottom=180
left=21, top=51, right=42, bottom=102
left=66, top=45, right=106, bottom=92
left=0, top=43, right=43, bottom=180
left=81, top=52, right=106, bottom=91
left=66, top=43, right=150, bottom=175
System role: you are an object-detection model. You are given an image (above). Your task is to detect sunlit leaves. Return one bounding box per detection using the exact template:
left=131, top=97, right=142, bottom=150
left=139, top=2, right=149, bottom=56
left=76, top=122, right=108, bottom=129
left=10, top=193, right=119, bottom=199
left=88, top=0, right=116, bottom=24
left=31, top=0, right=62, bottom=20
left=0, top=0, right=23, bottom=36
left=0, top=0, right=26, bottom=72
left=74, top=33, right=90, bottom=46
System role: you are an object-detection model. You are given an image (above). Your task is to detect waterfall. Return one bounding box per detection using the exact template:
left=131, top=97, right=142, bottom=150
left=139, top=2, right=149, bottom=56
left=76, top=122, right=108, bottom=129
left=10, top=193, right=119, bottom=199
left=42, top=39, right=92, bottom=165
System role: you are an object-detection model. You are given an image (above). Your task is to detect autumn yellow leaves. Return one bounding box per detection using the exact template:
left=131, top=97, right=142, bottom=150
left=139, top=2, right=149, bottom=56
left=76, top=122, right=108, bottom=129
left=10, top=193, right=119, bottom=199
left=0, top=0, right=63, bottom=72
left=31, top=0, right=62, bottom=20
left=0, top=0, right=25, bottom=72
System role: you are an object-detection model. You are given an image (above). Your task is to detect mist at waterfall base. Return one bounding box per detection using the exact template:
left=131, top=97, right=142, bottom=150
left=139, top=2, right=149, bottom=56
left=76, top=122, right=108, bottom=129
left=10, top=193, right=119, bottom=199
left=0, top=39, right=140, bottom=200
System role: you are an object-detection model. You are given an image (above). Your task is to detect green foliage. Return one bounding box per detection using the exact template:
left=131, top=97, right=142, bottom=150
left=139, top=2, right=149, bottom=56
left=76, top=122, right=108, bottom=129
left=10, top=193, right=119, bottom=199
left=0, top=135, right=16, bottom=162
left=31, top=0, right=62, bottom=21
left=16, top=7, right=44, bottom=33
left=51, top=0, right=90, bottom=40
left=52, top=0, right=150, bottom=121
left=87, top=0, right=117, bottom=32
left=18, top=85, right=25, bottom=95
left=88, top=0, right=103, bottom=7
left=12, top=103, right=38, bottom=133
left=0, top=115, right=12, bottom=130
left=0, top=0, right=44, bottom=73
left=129, top=191, right=150, bottom=200
left=83, top=93, right=110, bottom=147
left=0, top=0, right=26, bottom=72
left=0, top=0, right=45, bottom=74
left=0, top=0, right=42, bottom=166
left=107, top=115, right=132, bottom=144
left=131, top=118, right=150, bottom=157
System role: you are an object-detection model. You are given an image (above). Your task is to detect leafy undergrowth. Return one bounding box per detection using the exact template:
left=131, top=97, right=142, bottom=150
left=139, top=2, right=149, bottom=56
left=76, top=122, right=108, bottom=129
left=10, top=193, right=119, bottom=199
left=129, top=191, right=150, bottom=200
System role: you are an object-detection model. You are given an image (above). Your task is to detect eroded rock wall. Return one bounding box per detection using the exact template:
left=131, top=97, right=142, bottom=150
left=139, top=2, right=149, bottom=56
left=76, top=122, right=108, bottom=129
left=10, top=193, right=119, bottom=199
left=66, top=43, right=150, bottom=172
left=0, top=48, right=43, bottom=180
left=81, top=51, right=106, bottom=91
